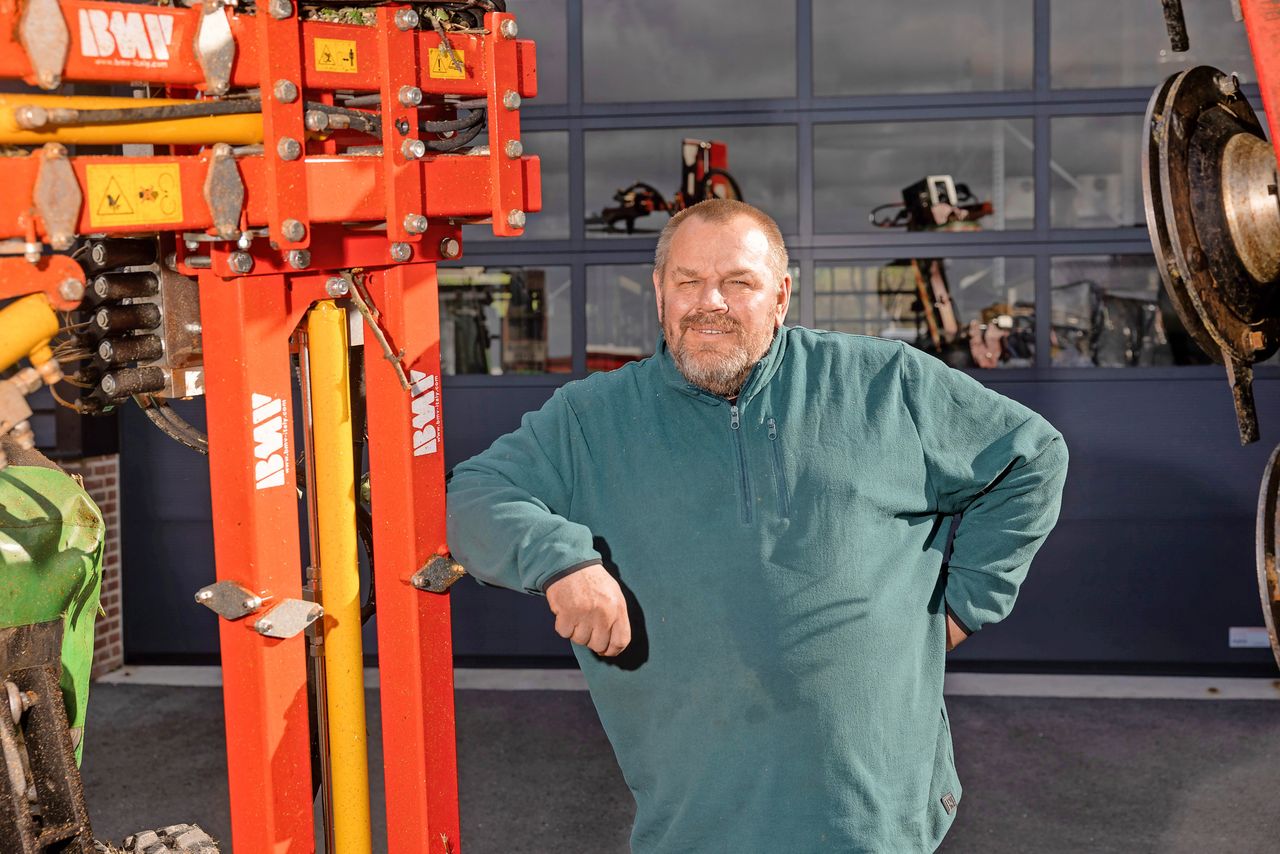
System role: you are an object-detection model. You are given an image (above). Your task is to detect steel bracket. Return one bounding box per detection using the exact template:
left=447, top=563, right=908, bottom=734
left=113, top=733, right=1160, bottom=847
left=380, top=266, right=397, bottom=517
left=17, top=0, right=69, bottom=90
left=203, top=143, right=245, bottom=240
left=194, top=579, right=264, bottom=620
left=32, top=144, right=80, bottom=251
left=410, top=555, right=466, bottom=594
left=194, top=0, right=236, bottom=96
left=253, top=598, right=323, bottom=639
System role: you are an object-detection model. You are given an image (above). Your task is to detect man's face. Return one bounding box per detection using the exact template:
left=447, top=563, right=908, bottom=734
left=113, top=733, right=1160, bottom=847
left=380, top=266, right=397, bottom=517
left=653, top=215, right=791, bottom=397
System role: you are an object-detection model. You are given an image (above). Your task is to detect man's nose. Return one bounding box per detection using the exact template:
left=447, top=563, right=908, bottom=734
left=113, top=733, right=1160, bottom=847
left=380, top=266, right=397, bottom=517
left=695, top=281, right=728, bottom=312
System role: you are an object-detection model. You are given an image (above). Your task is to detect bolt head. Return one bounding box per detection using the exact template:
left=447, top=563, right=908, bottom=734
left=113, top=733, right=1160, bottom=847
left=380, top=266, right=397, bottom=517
left=505, top=139, right=524, bottom=159
left=326, top=277, right=350, bottom=297
left=58, top=278, right=84, bottom=303
left=281, top=218, right=306, bottom=242
left=304, top=110, right=329, bottom=132
left=395, top=8, right=420, bottom=30
left=390, top=242, right=413, bottom=262
left=399, top=86, right=424, bottom=107
left=268, top=0, right=292, bottom=19
left=100, top=374, right=118, bottom=396
left=401, top=138, right=426, bottom=160
left=1250, top=330, right=1267, bottom=351
left=499, top=18, right=519, bottom=39
left=507, top=209, right=526, bottom=229
left=502, top=90, right=522, bottom=111
left=273, top=79, right=298, bottom=104
left=439, top=237, right=461, bottom=258
left=196, top=589, right=213, bottom=602
left=1218, top=73, right=1240, bottom=97
left=404, top=213, right=429, bottom=234
left=286, top=249, right=311, bottom=270
left=277, top=137, right=302, bottom=161
left=255, top=619, right=274, bottom=634
left=228, top=251, right=254, bottom=274
left=15, top=105, right=48, bottom=129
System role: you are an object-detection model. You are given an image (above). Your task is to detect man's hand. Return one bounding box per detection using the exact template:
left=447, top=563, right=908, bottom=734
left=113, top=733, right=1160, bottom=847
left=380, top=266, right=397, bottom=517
left=546, top=563, right=632, bottom=657
left=945, top=614, right=969, bottom=652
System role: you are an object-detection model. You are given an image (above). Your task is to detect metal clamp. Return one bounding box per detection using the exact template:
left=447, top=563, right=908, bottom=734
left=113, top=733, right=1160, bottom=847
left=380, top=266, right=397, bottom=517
left=194, top=580, right=263, bottom=620
left=195, top=0, right=236, bottom=96
left=203, top=143, right=245, bottom=240
left=410, top=555, right=467, bottom=594
left=32, top=144, right=81, bottom=251
left=253, top=599, right=323, bottom=639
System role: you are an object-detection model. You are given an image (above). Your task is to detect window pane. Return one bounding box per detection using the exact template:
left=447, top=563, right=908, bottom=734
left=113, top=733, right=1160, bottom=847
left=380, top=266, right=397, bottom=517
left=586, top=127, right=798, bottom=238
left=1050, top=116, right=1144, bottom=229
left=583, top=0, right=795, bottom=102
left=1052, top=0, right=1257, bottom=89
left=814, top=120, right=1035, bottom=234
left=814, top=0, right=1033, bottom=96
left=814, top=258, right=1035, bottom=369
left=587, top=264, right=800, bottom=370
left=1050, top=255, right=1212, bottom=367
left=513, top=0, right=567, bottom=104
left=439, top=265, right=572, bottom=374
left=464, top=131, right=569, bottom=241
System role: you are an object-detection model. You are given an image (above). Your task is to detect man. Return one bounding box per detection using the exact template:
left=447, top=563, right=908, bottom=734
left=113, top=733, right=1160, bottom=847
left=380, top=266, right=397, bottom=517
left=447, top=199, right=1068, bottom=852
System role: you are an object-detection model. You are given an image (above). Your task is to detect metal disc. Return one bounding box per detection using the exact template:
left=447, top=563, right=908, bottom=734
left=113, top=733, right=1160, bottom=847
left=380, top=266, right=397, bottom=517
left=1255, top=444, right=1280, bottom=669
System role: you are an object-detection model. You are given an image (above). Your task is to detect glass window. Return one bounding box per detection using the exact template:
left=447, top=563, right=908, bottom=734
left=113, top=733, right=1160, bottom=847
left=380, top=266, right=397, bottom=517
left=511, top=0, right=568, bottom=104
left=583, top=0, right=796, bottom=103
left=585, top=127, right=798, bottom=238
left=438, top=265, right=572, bottom=375
left=464, top=130, right=569, bottom=241
left=814, top=120, right=1035, bottom=234
left=1051, top=0, right=1257, bottom=89
left=815, top=258, right=1035, bottom=369
left=587, top=264, right=801, bottom=371
left=1050, top=255, right=1213, bottom=367
left=1050, top=116, right=1144, bottom=229
left=813, top=0, right=1033, bottom=96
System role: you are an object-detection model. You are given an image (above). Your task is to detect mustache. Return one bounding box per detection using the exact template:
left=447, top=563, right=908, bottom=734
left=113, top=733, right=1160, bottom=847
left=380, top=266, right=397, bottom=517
left=679, top=313, right=740, bottom=333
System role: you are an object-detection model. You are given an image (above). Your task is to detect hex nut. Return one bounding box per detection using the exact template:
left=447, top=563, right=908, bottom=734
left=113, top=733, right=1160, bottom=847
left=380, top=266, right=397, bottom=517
left=499, top=18, right=519, bottom=39
left=277, top=137, right=302, bottom=161
left=404, top=213, right=428, bottom=234
left=326, top=277, right=350, bottom=297
left=395, top=8, right=419, bottom=30
left=505, top=139, right=524, bottom=159
left=58, top=278, right=84, bottom=302
left=273, top=79, right=298, bottom=104
left=228, top=251, right=254, bottom=274
left=507, top=209, right=526, bottom=229
left=399, top=86, right=424, bottom=107
left=255, top=618, right=274, bottom=634
left=390, top=242, right=412, bottom=262
left=281, top=218, right=306, bottom=242
left=401, top=138, right=427, bottom=160
left=268, top=0, right=292, bottom=20
left=286, top=249, right=311, bottom=270
left=440, top=237, right=461, bottom=259
left=502, top=90, right=521, bottom=111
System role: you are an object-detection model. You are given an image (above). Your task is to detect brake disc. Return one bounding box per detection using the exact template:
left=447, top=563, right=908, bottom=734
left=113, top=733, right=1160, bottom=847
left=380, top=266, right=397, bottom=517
left=1255, top=444, right=1280, bottom=669
left=1143, top=65, right=1280, bottom=444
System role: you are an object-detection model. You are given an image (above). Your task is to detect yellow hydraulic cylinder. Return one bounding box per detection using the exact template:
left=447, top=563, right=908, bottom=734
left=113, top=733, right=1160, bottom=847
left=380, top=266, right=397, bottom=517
left=0, top=94, right=265, bottom=146
left=307, top=301, right=373, bottom=854
left=0, top=294, right=59, bottom=373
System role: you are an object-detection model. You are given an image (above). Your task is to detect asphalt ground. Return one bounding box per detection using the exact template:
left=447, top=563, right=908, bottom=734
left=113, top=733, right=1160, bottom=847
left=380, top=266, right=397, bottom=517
left=79, top=684, right=1280, bottom=852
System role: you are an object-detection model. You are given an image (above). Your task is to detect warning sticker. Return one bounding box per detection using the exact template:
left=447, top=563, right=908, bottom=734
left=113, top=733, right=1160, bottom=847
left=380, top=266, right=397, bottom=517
left=86, top=164, right=183, bottom=227
left=428, top=47, right=466, bottom=79
left=315, top=38, right=358, bottom=74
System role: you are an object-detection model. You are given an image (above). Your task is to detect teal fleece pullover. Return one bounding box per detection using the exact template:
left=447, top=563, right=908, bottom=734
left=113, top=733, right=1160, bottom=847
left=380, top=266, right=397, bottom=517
left=447, top=327, right=1068, bottom=853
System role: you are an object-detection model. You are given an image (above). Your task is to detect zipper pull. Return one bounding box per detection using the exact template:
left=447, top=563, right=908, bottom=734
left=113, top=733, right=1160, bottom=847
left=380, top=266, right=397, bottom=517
left=767, top=417, right=777, bottom=440
left=729, top=404, right=740, bottom=430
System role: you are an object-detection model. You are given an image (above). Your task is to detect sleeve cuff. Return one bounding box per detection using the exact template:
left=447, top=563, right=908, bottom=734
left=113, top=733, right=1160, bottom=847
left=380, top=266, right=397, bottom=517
left=538, top=559, right=600, bottom=593
left=944, top=601, right=976, bottom=636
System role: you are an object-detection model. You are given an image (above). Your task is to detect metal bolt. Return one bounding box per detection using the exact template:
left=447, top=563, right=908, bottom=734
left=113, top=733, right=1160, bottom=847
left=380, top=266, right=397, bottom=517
left=23, top=242, right=41, bottom=264
left=255, top=618, right=274, bottom=635
left=286, top=249, right=311, bottom=270
left=228, top=251, right=254, bottom=274
left=401, top=138, right=426, bottom=160
left=395, top=117, right=411, bottom=135
left=390, top=242, right=413, bottom=262
left=277, top=137, right=302, bottom=161
left=394, top=8, right=419, bottom=30
left=14, top=105, right=48, bottom=129
left=507, top=209, right=526, bottom=229
left=58, top=278, right=84, bottom=303
left=499, top=18, right=519, bottom=39
left=404, top=213, right=428, bottom=234
left=237, top=233, right=253, bottom=251
left=326, top=277, right=350, bottom=297
left=1250, top=330, right=1267, bottom=352
left=242, top=596, right=261, bottom=611
left=281, top=218, right=306, bottom=242
left=268, top=0, right=292, bottom=20
left=195, top=589, right=213, bottom=602
left=399, top=85, right=423, bottom=107
left=502, top=90, right=521, bottom=111
left=1217, top=72, right=1240, bottom=98
left=304, top=110, right=329, bottom=132
left=439, top=237, right=461, bottom=258
left=100, top=375, right=118, bottom=396
left=505, top=139, right=524, bottom=159
left=273, top=79, right=298, bottom=104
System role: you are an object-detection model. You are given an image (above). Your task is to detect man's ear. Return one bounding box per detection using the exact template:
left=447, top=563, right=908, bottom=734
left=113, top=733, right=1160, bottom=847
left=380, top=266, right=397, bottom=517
left=775, top=273, right=793, bottom=328
left=652, top=268, right=664, bottom=323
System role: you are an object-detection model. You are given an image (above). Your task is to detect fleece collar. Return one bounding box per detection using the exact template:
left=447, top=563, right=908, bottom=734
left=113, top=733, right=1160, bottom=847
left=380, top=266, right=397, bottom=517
left=655, top=325, right=790, bottom=408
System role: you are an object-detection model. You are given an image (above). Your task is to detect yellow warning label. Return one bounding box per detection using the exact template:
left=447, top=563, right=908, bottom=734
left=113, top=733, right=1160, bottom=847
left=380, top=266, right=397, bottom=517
left=86, top=164, right=183, bottom=228
left=428, top=47, right=466, bottom=79
left=315, top=38, right=358, bottom=74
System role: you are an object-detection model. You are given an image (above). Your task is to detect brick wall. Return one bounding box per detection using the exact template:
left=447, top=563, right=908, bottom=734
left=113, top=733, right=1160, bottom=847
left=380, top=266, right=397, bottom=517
left=62, top=454, right=124, bottom=677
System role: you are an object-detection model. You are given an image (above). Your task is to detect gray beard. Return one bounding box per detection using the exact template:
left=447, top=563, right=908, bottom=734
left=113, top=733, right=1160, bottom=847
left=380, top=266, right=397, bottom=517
left=670, top=327, right=775, bottom=398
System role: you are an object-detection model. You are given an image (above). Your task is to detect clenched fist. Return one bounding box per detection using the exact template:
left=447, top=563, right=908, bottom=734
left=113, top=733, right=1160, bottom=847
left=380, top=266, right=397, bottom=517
left=545, top=563, right=632, bottom=657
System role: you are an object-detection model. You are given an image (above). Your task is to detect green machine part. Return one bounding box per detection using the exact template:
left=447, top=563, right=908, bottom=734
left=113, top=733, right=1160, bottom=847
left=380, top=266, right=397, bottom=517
left=0, top=465, right=105, bottom=765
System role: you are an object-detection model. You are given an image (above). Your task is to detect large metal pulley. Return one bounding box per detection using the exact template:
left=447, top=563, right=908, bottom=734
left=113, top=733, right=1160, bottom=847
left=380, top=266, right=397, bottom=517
left=1144, top=65, right=1280, bottom=444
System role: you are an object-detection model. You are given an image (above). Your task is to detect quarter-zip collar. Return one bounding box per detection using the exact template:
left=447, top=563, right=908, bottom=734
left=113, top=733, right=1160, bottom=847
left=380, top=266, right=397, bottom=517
left=655, top=325, right=789, bottom=408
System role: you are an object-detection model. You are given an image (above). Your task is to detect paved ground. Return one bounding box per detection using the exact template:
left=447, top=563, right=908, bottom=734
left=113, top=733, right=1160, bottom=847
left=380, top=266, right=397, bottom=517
left=79, top=684, right=1280, bottom=852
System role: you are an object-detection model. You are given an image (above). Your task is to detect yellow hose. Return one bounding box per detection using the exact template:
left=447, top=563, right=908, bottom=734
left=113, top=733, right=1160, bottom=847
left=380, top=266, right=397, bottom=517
left=0, top=94, right=266, bottom=145
left=307, top=301, right=373, bottom=854
left=0, top=294, right=58, bottom=373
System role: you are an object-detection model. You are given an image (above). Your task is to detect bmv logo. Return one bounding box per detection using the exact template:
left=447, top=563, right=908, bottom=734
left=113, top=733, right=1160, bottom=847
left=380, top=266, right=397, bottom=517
left=78, top=9, right=176, bottom=64
left=251, top=394, right=288, bottom=490
left=409, top=370, right=440, bottom=457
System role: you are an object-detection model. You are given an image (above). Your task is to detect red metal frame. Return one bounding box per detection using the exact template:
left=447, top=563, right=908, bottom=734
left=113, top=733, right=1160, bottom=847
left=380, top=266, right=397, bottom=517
left=0, top=2, right=541, bottom=851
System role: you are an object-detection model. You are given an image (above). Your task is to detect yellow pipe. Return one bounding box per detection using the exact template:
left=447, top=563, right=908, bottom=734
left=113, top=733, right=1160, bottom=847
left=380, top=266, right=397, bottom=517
left=0, top=294, right=58, bottom=373
left=307, top=300, right=373, bottom=854
left=0, top=94, right=266, bottom=146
